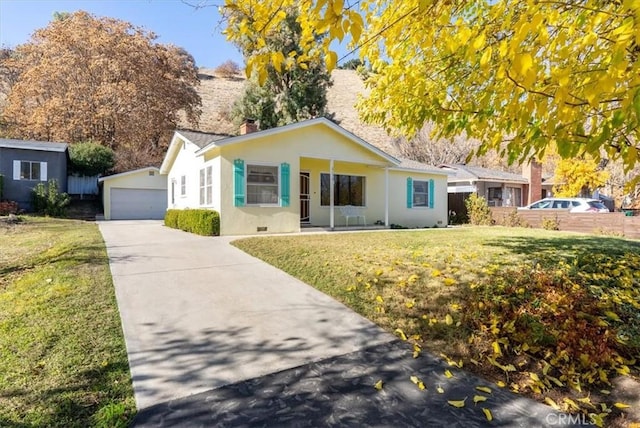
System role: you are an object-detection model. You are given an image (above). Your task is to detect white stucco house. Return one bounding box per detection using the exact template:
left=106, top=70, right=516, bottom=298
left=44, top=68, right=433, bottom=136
left=159, top=117, right=449, bottom=236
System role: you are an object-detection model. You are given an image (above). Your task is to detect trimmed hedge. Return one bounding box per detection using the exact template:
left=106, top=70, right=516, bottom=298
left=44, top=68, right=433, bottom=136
left=164, top=209, right=180, bottom=229
left=164, top=209, right=220, bottom=236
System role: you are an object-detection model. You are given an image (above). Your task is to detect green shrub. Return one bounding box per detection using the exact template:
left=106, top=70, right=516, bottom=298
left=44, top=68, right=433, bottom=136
left=164, top=209, right=180, bottom=228
left=499, top=209, right=528, bottom=227
left=69, top=142, right=115, bottom=176
left=541, top=216, right=560, bottom=231
left=164, top=209, right=220, bottom=236
left=31, top=179, right=71, bottom=217
left=465, top=193, right=493, bottom=226
left=448, top=209, right=467, bottom=225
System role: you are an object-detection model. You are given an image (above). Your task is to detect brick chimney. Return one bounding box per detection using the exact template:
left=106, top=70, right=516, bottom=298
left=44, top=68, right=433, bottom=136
left=240, top=119, right=258, bottom=135
left=523, top=160, right=542, bottom=205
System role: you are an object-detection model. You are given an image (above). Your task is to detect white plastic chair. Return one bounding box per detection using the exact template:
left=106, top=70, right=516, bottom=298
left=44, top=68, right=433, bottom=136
left=339, top=205, right=366, bottom=226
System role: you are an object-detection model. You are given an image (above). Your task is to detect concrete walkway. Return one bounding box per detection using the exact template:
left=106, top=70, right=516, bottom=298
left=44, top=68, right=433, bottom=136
left=100, top=221, right=579, bottom=427
left=98, top=220, right=393, bottom=410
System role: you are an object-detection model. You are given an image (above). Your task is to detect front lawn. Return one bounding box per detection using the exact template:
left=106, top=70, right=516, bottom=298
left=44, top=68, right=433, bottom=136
left=233, top=227, right=640, bottom=426
left=0, top=217, right=134, bottom=427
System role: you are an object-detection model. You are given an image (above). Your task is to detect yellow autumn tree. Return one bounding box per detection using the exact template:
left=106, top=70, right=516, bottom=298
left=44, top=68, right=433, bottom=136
left=553, top=158, right=609, bottom=197
left=221, top=0, right=640, bottom=172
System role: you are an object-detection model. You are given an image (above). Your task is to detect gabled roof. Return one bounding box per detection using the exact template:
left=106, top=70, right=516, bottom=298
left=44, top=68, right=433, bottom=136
left=440, top=164, right=528, bottom=184
left=195, top=117, right=400, bottom=165
left=175, top=129, right=230, bottom=149
left=162, top=118, right=449, bottom=177
left=0, top=138, right=68, bottom=153
left=98, top=166, right=161, bottom=182
left=160, top=129, right=229, bottom=173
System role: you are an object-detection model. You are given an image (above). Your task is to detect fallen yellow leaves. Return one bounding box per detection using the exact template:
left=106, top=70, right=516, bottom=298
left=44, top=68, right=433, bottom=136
left=410, top=375, right=426, bottom=390
left=394, top=328, right=407, bottom=341
left=482, top=408, right=493, bottom=421
left=473, top=395, right=488, bottom=404
left=475, top=386, right=492, bottom=394
left=447, top=398, right=466, bottom=408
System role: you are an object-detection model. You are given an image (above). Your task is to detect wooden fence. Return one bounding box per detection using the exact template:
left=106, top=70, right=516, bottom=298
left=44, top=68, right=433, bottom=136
left=489, top=207, right=640, bottom=240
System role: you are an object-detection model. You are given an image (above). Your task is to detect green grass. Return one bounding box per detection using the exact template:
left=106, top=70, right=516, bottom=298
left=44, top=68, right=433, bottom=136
left=233, top=226, right=640, bottom=425
left=0, top=217, right=134, bottom=427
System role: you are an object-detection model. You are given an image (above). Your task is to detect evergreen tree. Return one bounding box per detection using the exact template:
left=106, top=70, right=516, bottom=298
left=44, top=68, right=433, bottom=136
left=231, top=10, right=331, bottom=130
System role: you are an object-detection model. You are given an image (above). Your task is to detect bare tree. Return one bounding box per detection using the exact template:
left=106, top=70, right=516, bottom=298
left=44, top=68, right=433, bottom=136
left=392, top=123, right=477, bottom=166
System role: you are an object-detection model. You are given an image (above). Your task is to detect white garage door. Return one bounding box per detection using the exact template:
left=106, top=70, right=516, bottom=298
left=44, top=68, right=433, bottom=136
left=110, top=188, right=167, bottom=220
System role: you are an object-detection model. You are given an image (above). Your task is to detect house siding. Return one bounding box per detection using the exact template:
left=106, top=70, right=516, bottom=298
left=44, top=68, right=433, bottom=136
left=0, top=147, right=67, bottom=210
left=219, top=138, right=300, bottom=236
left=388, top=170, right=448, bottom=228
left=167, top=138, right=205, bottom=209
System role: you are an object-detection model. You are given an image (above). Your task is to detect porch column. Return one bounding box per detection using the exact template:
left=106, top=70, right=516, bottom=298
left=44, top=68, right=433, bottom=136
left=384, top=167, right=389, bottom=227
left=329, top=159, right=335, bottom=230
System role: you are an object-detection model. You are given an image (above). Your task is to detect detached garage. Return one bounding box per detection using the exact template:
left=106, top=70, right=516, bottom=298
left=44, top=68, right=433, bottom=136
left=99, top=167, right=167, bottom=220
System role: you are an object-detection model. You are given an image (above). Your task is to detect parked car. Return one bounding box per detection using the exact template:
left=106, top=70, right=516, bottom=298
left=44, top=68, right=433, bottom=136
left=518, top=198, right=610, bottom=213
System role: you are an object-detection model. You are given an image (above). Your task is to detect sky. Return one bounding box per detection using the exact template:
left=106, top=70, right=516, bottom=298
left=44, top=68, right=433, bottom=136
left=0, top=0, right=244, bottom=69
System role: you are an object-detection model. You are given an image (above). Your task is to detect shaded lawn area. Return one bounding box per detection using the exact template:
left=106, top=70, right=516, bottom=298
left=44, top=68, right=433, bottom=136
left=233, top=226, right=640, bottom=426
left=0, top=217, right=134, bottom=427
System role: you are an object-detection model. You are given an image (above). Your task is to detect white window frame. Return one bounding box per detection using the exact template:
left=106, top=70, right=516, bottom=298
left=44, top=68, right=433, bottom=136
left=320, top=172, right=366, bottom=207
left=14, top=160, right=47, bottom=181
left=246, top=163, right=280, bottom=206
left=199, top=166, right=213, bottom=206
left=412, top=180, right=429, bottom=208
left=180, top=175, right=186, bottom=197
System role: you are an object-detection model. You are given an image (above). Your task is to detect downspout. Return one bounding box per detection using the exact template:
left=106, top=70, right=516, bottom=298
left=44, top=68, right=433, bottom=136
left=384, top=166, right=389, bottom=227
left=329, top=159, right=334, bottom=230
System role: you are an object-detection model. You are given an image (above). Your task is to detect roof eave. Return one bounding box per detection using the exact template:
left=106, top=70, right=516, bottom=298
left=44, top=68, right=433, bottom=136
left=389, top=166, right=451, bottom=176
left=98, top=166, right=161, bottom=183
left=159, top=133, right=184, bottom=174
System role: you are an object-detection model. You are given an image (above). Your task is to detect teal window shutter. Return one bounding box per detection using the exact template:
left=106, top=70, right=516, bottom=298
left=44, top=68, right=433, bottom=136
left=233, top=159, right=245, bottom=207
left=429, top=179, right=435, bottom=208
left=280, top=162, right=290, bottom=207
left=406, top=177, right=413, bottom=208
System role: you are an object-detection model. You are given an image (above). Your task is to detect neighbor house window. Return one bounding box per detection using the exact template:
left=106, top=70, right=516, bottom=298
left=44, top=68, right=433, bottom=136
left=180, top=175, right=186, bottom=196
left=487, top=187, right=502, bottom=206
left=412, top=180, right=429, bottom=207
left=246, top=164, right=279, bottom=205
left=505, top=187, right=522, bottom=207
left=199, top=166, right=213, bottom=205
left=16, top=161, right=44, bottom=181
left=320, top=173, right=365, bottom=206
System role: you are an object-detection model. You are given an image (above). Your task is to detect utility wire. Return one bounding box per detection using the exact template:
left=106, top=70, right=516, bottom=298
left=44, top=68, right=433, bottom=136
left=337, top=5, right=419, bottom=64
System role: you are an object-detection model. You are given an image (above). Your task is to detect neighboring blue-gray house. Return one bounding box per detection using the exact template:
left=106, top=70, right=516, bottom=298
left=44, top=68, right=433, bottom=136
left=0, top=139, right=69, bottom=210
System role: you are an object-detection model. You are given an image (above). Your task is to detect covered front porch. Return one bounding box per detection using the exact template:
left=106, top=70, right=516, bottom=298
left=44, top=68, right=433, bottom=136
left=298, top=156, right=393, bottom=230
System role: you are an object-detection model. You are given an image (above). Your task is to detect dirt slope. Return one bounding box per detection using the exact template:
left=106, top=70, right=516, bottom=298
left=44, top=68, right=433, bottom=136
left=187, top=68, right=398, bottom=156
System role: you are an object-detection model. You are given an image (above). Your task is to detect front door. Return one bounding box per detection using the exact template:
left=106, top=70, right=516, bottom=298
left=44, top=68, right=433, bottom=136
left=300, top=172, right=310, bottom=224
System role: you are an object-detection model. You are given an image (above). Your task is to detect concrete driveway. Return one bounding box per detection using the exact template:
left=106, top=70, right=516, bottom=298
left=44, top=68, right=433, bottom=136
left=98, top=220, right=393, bottom=410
